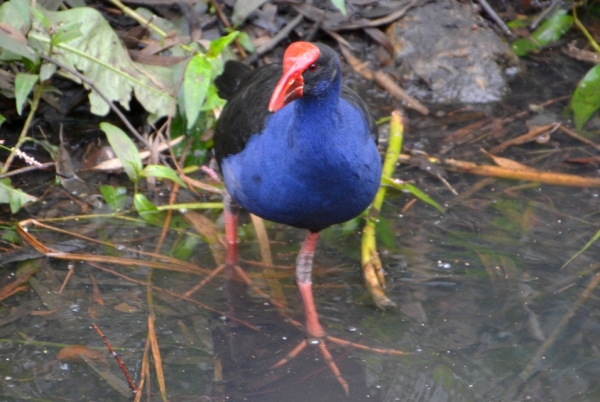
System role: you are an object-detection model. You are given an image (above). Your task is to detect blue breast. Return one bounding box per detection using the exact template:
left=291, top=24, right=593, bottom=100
left=221, top=94, right=381, bottom=232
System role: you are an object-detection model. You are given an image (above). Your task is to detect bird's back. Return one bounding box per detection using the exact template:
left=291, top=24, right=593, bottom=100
left=214, top=61, right=282, bottom=167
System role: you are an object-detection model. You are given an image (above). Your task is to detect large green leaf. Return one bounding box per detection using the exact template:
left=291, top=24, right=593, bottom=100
left=0, top=178, right=37, bottom=213
left=0, top=0, right=30, bottom=31
left=571, top=64, right=600, bottom=130
left=0, top=0, right=36, bottom=62
left=27, top=6, right=175, bottom=118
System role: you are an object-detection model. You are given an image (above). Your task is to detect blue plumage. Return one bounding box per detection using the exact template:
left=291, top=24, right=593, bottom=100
left=214, top=42, right=381, bottom=232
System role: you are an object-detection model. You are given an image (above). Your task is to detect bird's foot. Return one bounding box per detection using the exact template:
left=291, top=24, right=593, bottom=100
left=271, top=282, right=407, bottom=396
left=271, top=331, right=408, bottom=396
left=272, top=334, right=349, bottom=395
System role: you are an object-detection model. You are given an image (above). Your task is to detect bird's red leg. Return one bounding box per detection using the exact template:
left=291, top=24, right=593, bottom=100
left=272, top=231, right=408, bottom=395
left=224, top=193, right=239, bottom=266
left=273, top=231, right=350, bottom=395
left=184, top=193, right=288, bottom=308
left=183, top=193, right=239, bottom=297
left=296, top=231, right=325, bottom=338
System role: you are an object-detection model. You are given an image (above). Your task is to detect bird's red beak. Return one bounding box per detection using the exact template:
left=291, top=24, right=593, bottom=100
left=268, top=42, right=320, bottom=112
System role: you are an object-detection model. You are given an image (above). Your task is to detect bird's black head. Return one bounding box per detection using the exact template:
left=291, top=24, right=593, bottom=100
left=268, top=42, right=342, bottom=112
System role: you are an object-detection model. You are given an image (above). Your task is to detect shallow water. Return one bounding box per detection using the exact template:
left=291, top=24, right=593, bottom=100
left=2, top=50, right=600, bottom=401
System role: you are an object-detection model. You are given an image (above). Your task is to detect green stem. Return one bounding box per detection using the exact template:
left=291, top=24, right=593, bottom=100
left=156, top=202, right=223, bottom=211
left=1, top=84, right=43, bottom=174
left=360, top=110, right=404, bottom=308
left=573, top=7, right=600, bottom=53
left=370, top=110, right=404, bottom=216
left=106, top=0, right=193, bottom=53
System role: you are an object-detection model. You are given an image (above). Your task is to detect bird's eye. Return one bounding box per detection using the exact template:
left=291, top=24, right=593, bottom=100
left=307, top=63, right=318, bottom=72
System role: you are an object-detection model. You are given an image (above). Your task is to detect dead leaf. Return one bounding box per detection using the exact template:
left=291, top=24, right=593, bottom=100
left=114, top=302, right=139, bottom=313
left=481, top=149, right=536, bottom=171
left=57, top=345, right=108, bottom=365
left=90, top=273, right=104, bottom=305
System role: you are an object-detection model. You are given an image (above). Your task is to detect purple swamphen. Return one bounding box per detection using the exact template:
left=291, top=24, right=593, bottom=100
left=213, top=41, right=389, bottom=394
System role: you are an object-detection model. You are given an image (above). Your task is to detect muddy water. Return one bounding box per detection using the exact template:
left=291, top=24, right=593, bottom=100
left=2, top=50, right=600, bottom=401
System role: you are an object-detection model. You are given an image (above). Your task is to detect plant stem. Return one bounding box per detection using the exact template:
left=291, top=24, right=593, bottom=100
left=106, top=0, right=193, bottom=53
left=573, top=6, right=600, bottom=53
left=360, top=110, right=404, bottom=309
left=1, top=84, right=43, bottom=174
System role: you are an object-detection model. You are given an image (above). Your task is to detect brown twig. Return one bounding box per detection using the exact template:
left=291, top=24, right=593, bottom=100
left=488, top=122, right=560, bottom=154
left=294, top=0, right=420, bottom=31
left=0, top=162, right=54, bottom=180
left=399, top=153, right=600, bottom=187
left=475, top=0, right=511, bottom=35
left=92, top=323, right=138, bottom=394
left=247, top=13, right=304, bottom=64
left=559, top=125, right=600, bottom=153
left=333, top=36, right=429, bottom=116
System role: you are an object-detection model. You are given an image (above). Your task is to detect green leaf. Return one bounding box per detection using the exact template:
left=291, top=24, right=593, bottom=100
left=376, top=218, right=397, bottom=251
left=0, top=114, right=5, bottom=129
left=39, top=62, right=56, bottom=81
left=100, top=122, right=143, bottom=183
left=27, top=7, right=175, bottom=118
left=184, top=54, right=212, bottom=129
left=532, top=10, right=572, bottom=44
left=207, top=31, right=240, bottom=58
left=571, top=64, right=600, bottom=130
left=562, top=226, right=600, bottom=268
left=200, top=84, right=226, bottom=111
left=12, top=0, right=31, bottom=26
left=14, top=72, right=38, bottom=115
left=99, top=185, right=127, bottom=211
left=30, top=7, right=51, bottom=29
left=383, top=177, right=445, bottom=213
left=134, top=193, right=167, bottom=226
left=1, top=227, right=20, bottom=244
left=0, top=0, right=31, bottom=33
left=133, top=193, right=189, bottom=227
left=142, top=164, right=187, bottom=187
left=340, top=216, right=360, bottom=235
left=172, top=235, right=201, bottom=260
left=510, top=38, right=540, bottom=57
left=330, top=0, right=347, bottom=15
left=510, top=9, right=572, bottom=56
left=0, top=25, right=37, bottom=62
left=0, top=178, right=37, bottom=213
left=133, top=193, right=158, bottom=213
left=237, top=32, right=256, bottom=53
left=51, top=21, right=82, bottom=45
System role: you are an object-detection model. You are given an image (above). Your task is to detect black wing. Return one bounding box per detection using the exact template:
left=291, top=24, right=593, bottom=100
left=213, top=62, right=283, bottom=168
left=214, top=60, right=253, bottom=100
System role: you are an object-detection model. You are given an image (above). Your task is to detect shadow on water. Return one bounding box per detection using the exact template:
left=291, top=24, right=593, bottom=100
left=3, top=53, right=600, bottom=401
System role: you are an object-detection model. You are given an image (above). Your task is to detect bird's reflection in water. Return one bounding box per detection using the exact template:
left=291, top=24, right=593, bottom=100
left=212, top=265, right=374, bottom=402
